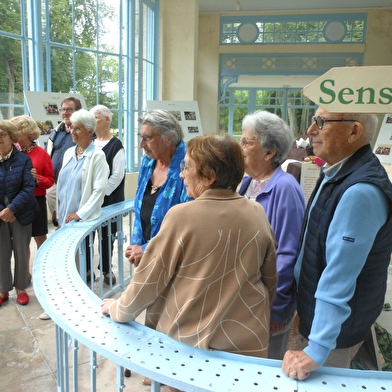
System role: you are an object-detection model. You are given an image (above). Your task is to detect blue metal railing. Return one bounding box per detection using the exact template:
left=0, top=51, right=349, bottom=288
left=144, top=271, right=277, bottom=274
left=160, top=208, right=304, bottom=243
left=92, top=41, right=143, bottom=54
left=33, top=199, right=392, bottom=391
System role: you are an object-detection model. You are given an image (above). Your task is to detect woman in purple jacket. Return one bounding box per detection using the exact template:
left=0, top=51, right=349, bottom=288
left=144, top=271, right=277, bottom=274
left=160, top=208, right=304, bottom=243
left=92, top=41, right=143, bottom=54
left=238, top=110, right=305, bottom=360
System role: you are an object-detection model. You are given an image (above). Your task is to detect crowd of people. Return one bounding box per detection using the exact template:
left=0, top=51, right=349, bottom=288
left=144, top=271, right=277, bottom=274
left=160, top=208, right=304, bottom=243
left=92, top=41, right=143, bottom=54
left=0, top=102, right=391, bottom=388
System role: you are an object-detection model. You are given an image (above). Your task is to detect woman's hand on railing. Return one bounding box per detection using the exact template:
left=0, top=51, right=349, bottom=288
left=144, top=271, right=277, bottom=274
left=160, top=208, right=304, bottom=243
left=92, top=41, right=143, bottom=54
left=65, top=213, right=80, bottom=223
left=101, top=298, right=116, bottom=317
left=125, top=244, right=143, bottom=267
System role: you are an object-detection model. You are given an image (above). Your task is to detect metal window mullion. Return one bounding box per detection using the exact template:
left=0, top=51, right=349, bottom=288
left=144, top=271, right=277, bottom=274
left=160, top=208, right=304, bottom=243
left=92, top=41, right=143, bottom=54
left=117, top=0, right=125, bottom=142
left=248, top=89, right=256, bottom=114
left=26, top=0, right=44, bottom=92
left=136, top=0, right=145, bottom=166
left=147, top=7, right=155, bottom=100
left=71, top=0, right=77, bottom=93
left=95, top=0, right=100, bottom=104
left=44, top=0, right=52, bottom=91
left=21, top=0, right=30, bottom=112
left=149, top=4, right=159, bottom=101
left=137, top=0, right=144, bottom=114
left=124, top=0, right=136, bottom=172
left=227, top=89, right=235, bottom=135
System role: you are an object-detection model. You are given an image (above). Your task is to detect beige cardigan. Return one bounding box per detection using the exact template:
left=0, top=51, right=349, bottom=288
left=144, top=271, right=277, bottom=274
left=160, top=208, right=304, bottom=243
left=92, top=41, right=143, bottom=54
left=110, top=189, right=277, bottom=358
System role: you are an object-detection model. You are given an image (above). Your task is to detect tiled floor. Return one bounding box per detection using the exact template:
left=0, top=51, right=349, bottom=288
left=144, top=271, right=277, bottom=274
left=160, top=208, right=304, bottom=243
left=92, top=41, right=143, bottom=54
left=0, top=223, right=167, bottom=392
left=1, top=223, right=391, bottom=391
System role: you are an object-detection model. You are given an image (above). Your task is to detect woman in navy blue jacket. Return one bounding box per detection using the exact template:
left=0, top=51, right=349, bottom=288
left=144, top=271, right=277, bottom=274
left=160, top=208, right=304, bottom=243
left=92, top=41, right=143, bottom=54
left=0, top=120, right=39, bottom=306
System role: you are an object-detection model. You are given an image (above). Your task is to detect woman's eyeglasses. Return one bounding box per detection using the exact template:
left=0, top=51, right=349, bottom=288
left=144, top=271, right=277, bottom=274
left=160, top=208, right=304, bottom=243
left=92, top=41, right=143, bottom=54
left=137, top=133, right=157, bottom=143
left=311, top=116, right=357, bottom=130
left=239, top=138, right=258, bottom=147
left=180, top=162, right=193, bottom=172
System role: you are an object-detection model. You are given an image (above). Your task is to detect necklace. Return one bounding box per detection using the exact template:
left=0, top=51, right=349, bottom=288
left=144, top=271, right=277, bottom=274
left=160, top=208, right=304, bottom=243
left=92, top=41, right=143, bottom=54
left=245, top=178, right=269, bottom=200
left=76, top=146, right=85, bottom=156
left=148, top=179, right=162, bottom=194
left=25, top=143, right=36, bottom=153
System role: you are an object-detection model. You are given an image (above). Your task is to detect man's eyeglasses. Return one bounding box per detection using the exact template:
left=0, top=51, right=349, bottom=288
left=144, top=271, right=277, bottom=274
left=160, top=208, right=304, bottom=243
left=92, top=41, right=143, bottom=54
left=311, top=116, right=357, bottom=130
left=137, top=133, right=157, bottom=143
left=59, top=108, right=75, bottom=114
left=239, top=138, right=258, bottom=147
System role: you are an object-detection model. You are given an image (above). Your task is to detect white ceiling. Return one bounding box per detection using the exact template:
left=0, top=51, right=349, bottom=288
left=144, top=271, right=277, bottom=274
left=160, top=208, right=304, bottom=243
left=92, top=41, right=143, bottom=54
left=199, top=0, right=392, bottom=13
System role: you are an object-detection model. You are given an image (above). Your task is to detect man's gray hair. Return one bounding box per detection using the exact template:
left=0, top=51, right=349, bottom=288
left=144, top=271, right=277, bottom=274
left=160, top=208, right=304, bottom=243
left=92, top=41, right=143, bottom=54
left=342, top=113, right=378, bottom=142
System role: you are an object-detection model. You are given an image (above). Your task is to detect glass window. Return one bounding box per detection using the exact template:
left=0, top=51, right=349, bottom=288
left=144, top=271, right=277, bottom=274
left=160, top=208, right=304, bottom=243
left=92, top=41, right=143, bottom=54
left=220, top=14, right=366, bottom=45
left=0, top=0, right=159, bottom=171
left=221, top=87, right=317, bottom=138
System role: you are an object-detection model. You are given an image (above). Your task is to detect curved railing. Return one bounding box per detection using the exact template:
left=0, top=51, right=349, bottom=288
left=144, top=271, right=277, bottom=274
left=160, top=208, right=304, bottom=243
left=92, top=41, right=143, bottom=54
left=33, top=200, right=392, bottom=391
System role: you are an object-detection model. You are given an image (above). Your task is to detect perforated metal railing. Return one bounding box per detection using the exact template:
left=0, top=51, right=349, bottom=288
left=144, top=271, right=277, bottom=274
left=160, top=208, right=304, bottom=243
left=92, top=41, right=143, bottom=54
left=33, top=199, right=392, bottom=391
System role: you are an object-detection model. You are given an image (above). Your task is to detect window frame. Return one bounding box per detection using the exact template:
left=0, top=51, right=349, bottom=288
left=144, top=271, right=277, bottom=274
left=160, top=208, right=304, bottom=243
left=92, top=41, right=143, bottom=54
left=0, top=0, right=160, bottom=171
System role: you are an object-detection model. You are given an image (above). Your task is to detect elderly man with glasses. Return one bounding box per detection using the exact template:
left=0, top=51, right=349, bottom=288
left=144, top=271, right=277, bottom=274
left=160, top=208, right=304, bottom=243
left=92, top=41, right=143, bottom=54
left=282, top=108, right=392, bottom=380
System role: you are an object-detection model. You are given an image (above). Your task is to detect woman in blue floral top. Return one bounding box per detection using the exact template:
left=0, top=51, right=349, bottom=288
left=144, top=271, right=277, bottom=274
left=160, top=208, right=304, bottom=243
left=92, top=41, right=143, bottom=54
left=125, top=109, right=190, bottom=267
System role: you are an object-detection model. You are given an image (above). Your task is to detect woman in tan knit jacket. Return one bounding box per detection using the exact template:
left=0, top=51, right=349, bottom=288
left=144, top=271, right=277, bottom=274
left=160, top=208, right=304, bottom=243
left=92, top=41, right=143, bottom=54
left=102, top=134, right=277, bottom=359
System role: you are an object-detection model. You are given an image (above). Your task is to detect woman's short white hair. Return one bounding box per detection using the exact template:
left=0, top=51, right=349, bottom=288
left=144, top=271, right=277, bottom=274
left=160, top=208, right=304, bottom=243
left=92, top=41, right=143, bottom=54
left=242, top=110, right=293, bottom=166
left=90, top=104, right=113, bottom=124
left=70, top=109, right=96, bottom=132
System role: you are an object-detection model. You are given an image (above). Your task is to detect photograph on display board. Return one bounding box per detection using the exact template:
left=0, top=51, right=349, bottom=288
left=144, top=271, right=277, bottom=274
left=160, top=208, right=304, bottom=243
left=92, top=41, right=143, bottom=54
left=373, top=114, right=392, bottom=180
left=375, top=144, right=391, bottom=156
left=188, top=126, right=200, bottom=134
left=36, top=120, right=55, bottom=135
left=24, top=91, right=86, bottom=136
left=43, top=103, right=60, bottom=115
left=24, top=91, right=86, bottom=147
left=170, top=111, right=182, bottom=121
left=184, top=111, right=197, bottom=121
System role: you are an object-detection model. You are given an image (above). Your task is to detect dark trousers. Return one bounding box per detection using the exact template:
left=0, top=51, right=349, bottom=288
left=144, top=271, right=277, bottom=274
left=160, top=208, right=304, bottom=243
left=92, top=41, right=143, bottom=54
left=84, top=221, right=117, bottom=273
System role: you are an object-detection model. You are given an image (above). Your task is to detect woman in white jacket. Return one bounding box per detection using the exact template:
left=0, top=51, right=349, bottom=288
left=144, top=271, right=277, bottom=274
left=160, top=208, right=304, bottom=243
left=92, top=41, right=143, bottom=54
left=56, top=109, right=109, bottom=227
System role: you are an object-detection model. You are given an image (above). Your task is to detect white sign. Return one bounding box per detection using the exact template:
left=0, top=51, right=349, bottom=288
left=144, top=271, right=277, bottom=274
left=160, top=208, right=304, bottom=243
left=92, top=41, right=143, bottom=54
left=24, top=91, right=86, bottom=134
left=302, top=66, right=392, bottom=113
left=147, top=100, right=203, bottom=143
left=300, top=163, right=320, bottom=205
left=373, top=113, right=392, bottom=181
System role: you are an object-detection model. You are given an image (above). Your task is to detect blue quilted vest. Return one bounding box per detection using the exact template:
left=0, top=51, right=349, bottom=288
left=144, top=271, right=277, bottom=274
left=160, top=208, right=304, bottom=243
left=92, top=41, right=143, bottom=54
left=297, top=144, right=392, bottom=348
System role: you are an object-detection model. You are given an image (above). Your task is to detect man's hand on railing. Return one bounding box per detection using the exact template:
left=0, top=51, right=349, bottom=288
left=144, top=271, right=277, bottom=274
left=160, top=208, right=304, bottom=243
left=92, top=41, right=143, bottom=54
left=125, top=244, right=143, bottom=267
left=282, top=349, right=319, bottom=381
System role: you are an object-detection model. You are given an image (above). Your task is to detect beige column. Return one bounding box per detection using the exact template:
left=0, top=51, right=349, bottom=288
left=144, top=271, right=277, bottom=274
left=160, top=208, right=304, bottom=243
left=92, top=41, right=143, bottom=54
left=160, top=0, right=199, bottom=101
left=198, top=13, right=220, bottom=135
